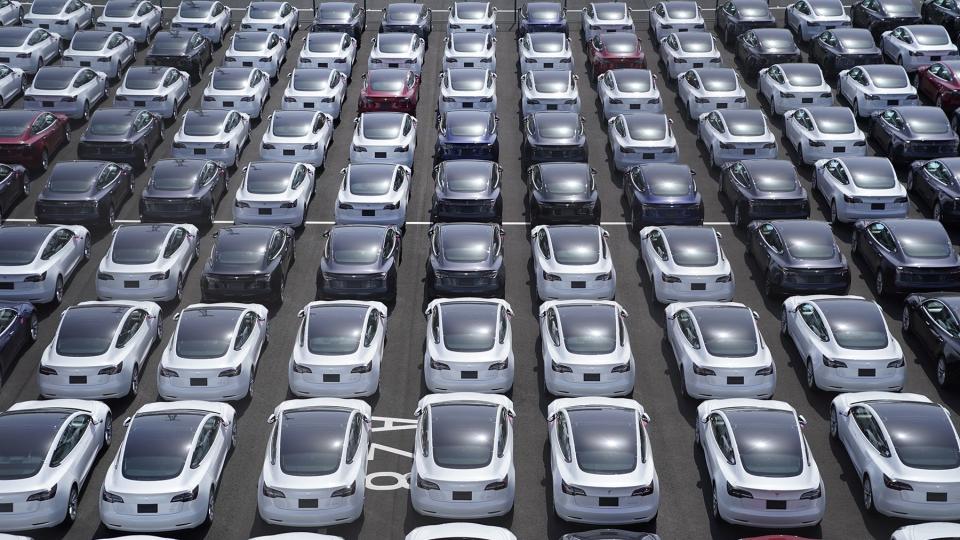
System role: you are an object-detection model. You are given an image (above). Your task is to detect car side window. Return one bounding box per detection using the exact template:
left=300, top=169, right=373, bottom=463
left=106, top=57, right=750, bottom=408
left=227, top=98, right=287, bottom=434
left=667, top=34, right=678, bottom=50
left=345, top=412, right=363, bottom=464
left=108, top=34, right=126, bottom=49
left=233, top=312, right=257, bottom=350
left=759, top=224, right=784, bottom=251
left=419, top=407, right=430, bottom=457
left=798, top=303, right=829, bottom=340
left=117, top=309, right=147, bottom=348
left=50, top=415, right=91, bottom=466
left=163, top=70, right=177, bottom=87
left=290, top=165, right=307, bottom=190
left=708, top=112, right=725, bottom=133
left=867, top=223, right=897, bottom=251
left=676, top=310, right=701, bottom=348
left=164, top=227, right=187, bottom=258
left=546, top=308, right=560, bottom=347
left=709, top=414, right=735, bottom=463
left=189, top=33, right=203, bottom=48
left=213, top=2, right=225, bottom=15
left=684, top=70, right=700, bottom=89
left=649, top=230, right=668, bottom=260
left=881, top=109, right=904, bottom=129
left=96, top=164, right=120, bottom=190
left=402, top=115, right=413, bottom=136
left=133, top=112, right=152, bottom=131
left=615, top=117, right=628, bottom=138
left=556, top=413, right=572, bottom=462
left=537, top=230, right=551, bottom=259
left=190, top=417, right=221, bottom=468
left=281, top=3, right=292, bottom=16
left=41, top=230, right=73, bottom=260
left=923, top=300, right=960, bottom=336
left=430, top=308, right=441, bottom=343
left=363, top=309, right=379, bottom=347
left=266, top=232, right=284, bottom=260
left=825, top=159, right=849, bottom=184
left=496, top=407, right=508, bottom=458
left=847, top=67, right=863, bottom=83
left=796, top=0, right=810, bottom=13
left=924, top=160, right=954, bottom=185
left=31, top=114, right=52, bottom=135
left=769, top=66, right=783, bottom=84
left=199, top=163, right=217, bottom=186
left=731, top=163, right=750, bottom=187
left=851, top=406, right=890, bottom=455
left=268, top=34, right=278, bottom=49
left=498, top=307, right=508, bottom=344
left=137, top=2, right=153, bottom=15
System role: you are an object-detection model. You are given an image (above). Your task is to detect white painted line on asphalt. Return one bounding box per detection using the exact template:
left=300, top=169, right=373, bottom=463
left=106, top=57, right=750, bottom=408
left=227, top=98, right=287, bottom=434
left=5, top=218, right=736, bottom=226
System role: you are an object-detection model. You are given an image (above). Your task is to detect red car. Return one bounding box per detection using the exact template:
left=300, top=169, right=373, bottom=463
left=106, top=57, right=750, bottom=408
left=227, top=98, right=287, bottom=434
left=588, top=32, right=646, bottom=78
left=357, top=68, right=420, bottom=114
left=0, top=110, right=70, bottom=172
left=917, top=60, right=960, bottom=114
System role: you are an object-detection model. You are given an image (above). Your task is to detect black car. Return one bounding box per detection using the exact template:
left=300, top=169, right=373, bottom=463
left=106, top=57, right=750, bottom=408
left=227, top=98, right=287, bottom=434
left=810, top=28, right=884, bottom=78
left=140, top=158, right=228, bottom=224
left=0, top=163, right=30, bottom=222
left=427, top=222, right=505, bottom=297
left=431, top=159, right=502, bottom=223
left=748, top=219, right=850, bottom=296
left=200, top=225, right=295, bottom=304
left=518, top=1, right=567, bottom=35
left=77, top=108, right=163, bottom=170
left=735, top=28, right=802, bottom=73
left=35, top=160, right=133, bottom=228
left=922, top=0, right=960, bottom=38
left=311, top=1, right=365, bottom=40
left=145, top=30, right=212, bottom=82
left=380, top=2, right=432, bottom=38
left=869, top=106, right=959, bottom=164
left=623, top=163, right=703, bottom=229
left=0, top=301, right=36, bottom=385
left=527, top=162, right=600, bottom=224
left=903, top=291, right=960, bottom=387
left=907, top=158, right=960, bottom=222
left=851, top=0, right=922, bottom=40
left=522, top=111, right=588, bottom=165
left=720, top=160, right=810, bottom=227
left=853, top=218, right=960, bottom=295
left=715, top=0, right=777, bottom=44
left=318, top=224, right=401, bottom=302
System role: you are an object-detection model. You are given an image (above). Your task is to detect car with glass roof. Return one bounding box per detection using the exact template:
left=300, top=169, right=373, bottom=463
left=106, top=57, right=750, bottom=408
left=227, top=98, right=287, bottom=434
left=234, top=161, right=316, bottom=227
left=748, top=220, right=850, bottom=296
left=94, top=0, right=162, bottom=44
left=427, top=222, right=505, bottom=298
left=839, top=64, right=919, bottom=118
left=531, top=225, right=615, bottom=301
left=678, top=68, right=748, bottom=119
left=96, top=223, right=199, bottom=302
left=639, top=226, right=734, bottom=304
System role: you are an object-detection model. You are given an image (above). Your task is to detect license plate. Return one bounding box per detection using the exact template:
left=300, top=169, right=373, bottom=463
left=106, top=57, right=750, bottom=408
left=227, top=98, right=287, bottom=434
left=190, top=378, right=207, bottom=386
left=727, top=376, right=744, bottom=385
left=0, top=58, right=8, bottom=62
left=571, top=281, right=586, bottom=288
left=113, top=27, right=121, bottom=31
left=298, top=499, right=319, bottom=508
left=717, top=102, right=727, bottom=108
left=461, top=371, right=478, bottom=379
left=463, top=101, right=473, bottom=108
left=584, top=373, right=601, bottom=382
left=643, top=153, right=654, bottom=159
left=388, top=63, right=398, bottom=68
left=0, top=503, right=10, bottom=512
left=858, top=368, right=876, bottom=377
left=40, top=23, right=48, bottom=28
left=546, top=104, right=558, bottom=110
left=194, top=148, right=206, bottom=155
left=691, top=283, right=706, bottom=290
left=629, top=104, right=642, bottom=109
left=932, top=56, right=941, bottom=61
left=222, top=100, right=235, bottom=107
left=0, top=283, right=12, bottom=290
left=887, top=99, right=898, bottom=106
left=693, top=63, right=703, bottom=68
left=124, top=281, right=138, bottom=288
left=258, top=208, right=272, bottom=215
left=42, top=101, right=54, bottom=107
left=322, top=373, right=340, bottom=382
left=464, top=62, right=474, bottom=67
left=375, top=152, right=387, bottom=158
left=80, top=61, right=90, bottom=67
left=766, top=500, right=787, bottom=510
left=304, top=102, right=314, bottom=108
left=452, top=491, right=472, bottom=501
left=871, top=203, right=885, bottom=210
left=928, top=492, right=948, bottom=502
left=362, top=209, right=375, bottom=217
left=134, top=100, right=146, bottom=107
left=802, top=98, right=813, bottom=103
left=743, top=148, right=756, bottom=155
left=544, top=62, right=554, bottom=68
left=317, top=62, right=328, bottom=68
left=283, top=149, right=295, bottom=156
left=833, top=146, right=845, bottom=152
left=599, top=497, right=619, bottom=506
left=69, top=376, right=87, bottom=384
left=138, top=504, right=158, bottom=513
left=242, top=62, right=252, bottom=67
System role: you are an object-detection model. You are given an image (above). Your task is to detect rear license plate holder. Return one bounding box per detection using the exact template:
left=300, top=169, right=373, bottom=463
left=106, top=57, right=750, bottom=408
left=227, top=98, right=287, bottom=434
left=42, top=101, right=54, bottom=107
left=727, top=376, right=744, bottom=385
left=888, top=99, right=898, bottom=105
left=928, top=492, right=948, bottom=502
left=463, top=101, right=474, bottom=108
left=629, top=104, right=642, bottom=109
left=833, top=146, right=845, bottom=152
left=190, top=378, right=207, bottom=386
left=138, top=504, right=158, bottom=513
left=0, top=503, right=11, bottom=512
left=242, top=62, right=252, bottom=67
left=584, top=373, right=601, bottom=382
left=322, top=373, right=340, bottom=382
left=859, top=368, right=876, bottom=377
left=693, top=62, right=703, bottom=68
left=258, top=208, right=272, bottom=215
left=304, top=102, right=314, bottom=108
left=194, top=148, right=206, bottom=155
left=223, top=101, right=234, bottom=107
left=766, top=500, right=787, bottom=510
left=717, top=102, right=728, bottom=108
left=375, top=152, right=387, bottom=158
left=388, top=63, right=399, bottom=68
left=691, top=283, right=706, bottom=290
left=643, top=153, right=654, bottom=159
left=134, top=100, right=146, bottom=107
left=871, top=203, right=885, bottom=210
left=361, top=209, right=376, bottom=217
left=464, top=62, right=474, bottom=68
left=932, top=56, right=941, bottom=61
left=571, top=281, right=586, bottom=288
left=69, top=376, right=87, bottom=384
left=452, top=491, right=472, bottom=501
left=80, top=61, right=90, bottom=67
left=283, top=149, right=295, bottom=156
left=0, top=283, right=12, bottom=290
left=802, top=98, right=813, bottom=104
left=743, top=148, right=756, bottom=155
left=546, top=104, right=558, bottom=110
left=113, top=27, right=122, bottom=31
left=124, top=281, right=138, bottom=288
left=298, top=499, right=319, bottom=508
left=599, top=497, right=619, bottom=507
left=462, top=371, right=478, bottom=379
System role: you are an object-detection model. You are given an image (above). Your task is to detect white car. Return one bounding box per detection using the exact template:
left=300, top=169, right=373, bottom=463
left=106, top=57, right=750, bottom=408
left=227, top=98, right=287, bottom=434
left=698, top=109, right=777, bottom=167
left=224, top=31, right=286, bottom=80
left=785, top=106, right=867, bottom=165
left=892, top=523, right=960, bottom=540
left=838, top=64, right=919, bottom=118
left=349, top=112, right=417, bottom=168
left=581, top=2, right=634, bottom=41
left=0, top=0, right=21, bottom=27
left=649, top=1, right=705, bottom=41
left=157, top=303, right=268, bottom=402
left=438, top=68, right=497, bottom=115
left=96, top=223, right=200, bottom=302
left=608, top=112, right=678, bottom=170
left=95, top=0, right=163, bottom=44
left=298, top=32, right=357, bottom=77
left=659, top=31, right=722, bottom=79
left=548, top=398, right=657, bottom=524
left=368, top=32, right=425, bottom=75
left=24, top=66, right=107, bottom=120
left=881, top=25, right=959, bottom=73
left=235, top=161, right=316, bottom=227
left=639, top=226, right=734, bottom=304
left=520, top=70, right=580, bottom=116
left=170, top=0, right=231, bottom=45
left=598, top=68, right=662, bottom=118
left=0, top=399, right=111, bottom=532
left=260, top=110, right=334, bottom=167
left=758, top=63, right=833, bottom=115
left=288, top=300, right=386, bottom=397
left=114, top=66, right=191, bottom=120
left=200, top=67, right=270, bottom=118
left=172, top=109, right=251, bottom=169
left=62, top=31, right=135, bottom=81
left=666, top=302, right=776, bottom=399
left=531, top=225, right=616, bottom=301
left=23, top=0, right=93, bottom=41
left=0, top=27, right=60, bottom=75
left=540, top=300, right=634, bottom=397
left=252, top=536, right=343, bottom=540
left=406, top=524, right=516, bottom=540
left=696, top=399, right=825, bottom=528
left=410, top=393, right=515, bottom=519
left=785, top=0, right=851, bottom=41
left=443, top=32, right=497, bottom=71
left=38, top=300, right=162, bottom=399
left=831, top=392, right=960, bottom=520
left=0, top=224, right=90, bottom=304
left=258, top=398, right=370, bottom=527
left=240, top=1, right=298, bottom=41
left=282, top=68, right=347, bottom=119
left=423, top=298, right=514, bottom=394
left=334, top=163, right=410, bottom=226
left=519, top=32, right=573, bottom=74
left=447, top=1, right=497, bottom=36
left=677, top=68, right=747, bottom=119
left=783, top=294, right=906, bottom=392
left=99, top=401, right=236, bottom=532
left=813, top=156, right=907, bottom=223
left=0, top=64, right=25, bottom=107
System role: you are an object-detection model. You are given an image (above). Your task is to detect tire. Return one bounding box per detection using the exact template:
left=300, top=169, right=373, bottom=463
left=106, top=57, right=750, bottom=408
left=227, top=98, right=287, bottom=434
left=935, top=202, right=944, bottom=222
left=28, top=313, right=38, bottom=342
left=53, top=275, right=64, bottom=305
left=853, top=98, right=861, bottom=117
left=862, top=474, right=875, bottom=512
left=733, top=204, right=743, bottom=228
left=937, top=355, right=952, bottom=388
left=830, top=201, right=840, bottom=225
left=779, top=307, right=788, bottom=337
left=39, top=149, right=50, bottom=172
left=805, top=358, right=817, bottom=390
left=829, top=405, right=839, bottom=439
left=65, top=485, right=79, bottom=525
left=175, top=274, right=184, bottom=301
left=105, top=205, right=115, bottom=229
left=204, top=487, right=216, bottom=525
left=875, top=268, right=887, bottom=297
left=103, top=412, right=112, bottom=447
left=901, top=305, right=911, bottom=335
left=679, top=366, right=689, bottom=398
left=711, top=483, right=721, bottom=520
left=129, top=364, right=140, bottom=397
left=82, top=100, right=90, bottom=122
left=82, top=235, right=91, bottom=260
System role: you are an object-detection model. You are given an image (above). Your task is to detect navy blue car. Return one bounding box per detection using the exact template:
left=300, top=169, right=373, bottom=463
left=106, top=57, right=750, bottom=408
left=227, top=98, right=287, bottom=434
left=435, top=110, right=499, bottom=163
left=869, top=106, right=959, bottom=164
left=853, top=218, right=960, bottom=296
left=622, top=163, right=703, bottom=230
left=518, top=1, right=568, bottom=35
left=0, top=301, right=36, bottom=385
left=907, top=158, right=960, bottom=222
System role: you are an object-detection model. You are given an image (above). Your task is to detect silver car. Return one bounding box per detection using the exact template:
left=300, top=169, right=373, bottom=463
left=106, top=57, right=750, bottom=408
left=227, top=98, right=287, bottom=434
left=838, top=64, right=919, bottom=118
left=368, top=32, right=425, bottom=75
left=23, top=0, right=94, bottom=41
left=785, top=0, right=851, bottom=41
left=759, top=63, right=834, bottom=115
left=349, top=112, right=417, bottom=168
left=0, top=64, right=25, bottom=108
left=518, top=32, right=573, bottom=74
left=608, top=112, right=678, bottom=170
left=95, top=0, right=163, bottom=44
left=580, top=2, right=634, bottom=41
left=224, top=31, right=286, bottom=80
left=201, top=67, right=270, bottom=119
left=240, top=1, right=299, bottom=41
left=447, top=1, right=497, bottom=36
left=24, top=66, right=107, bottom=120
left=0, top=224, right=91, bottom=305
left=172, top=109, right=251, bottom=169
left=170, top=0, right=231, bottom=45
left=520, top=70, right=580, bottom=116
left=444, top=32, right=497, bottom=71
left=438, top=68, right=497, bottom=116
left=62, top=31, right=135, bottom=81
left=298, top=32, right=357, bottom=77
left=785, top=106, right=867, bottom=164
left=597, top=68, right=662, bottom=118
left=282, top=67, right=347, bottom=119
left=0, top=27, right=61, bottom=75
left=660, top=31, right=722, bottom=79
left=698, top=108, right=777, bottom=167
left=813, top=156, right=907, bottom=223
left=114, top=66, right=190, bottom=120
left=881, top=25, right=959, bottom=72
left=0, top=0, right=22, bottom=27
left=334, top=163, right=411, bottom=226
left=649, top=1, right=706, bottom=41
left=234, top=161, right=316, bottom=227
left=677, top=68, right=747, bottom=119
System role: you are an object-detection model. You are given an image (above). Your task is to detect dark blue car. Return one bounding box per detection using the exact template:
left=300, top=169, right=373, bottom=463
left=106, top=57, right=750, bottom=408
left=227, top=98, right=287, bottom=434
left=622, top=163, right=703, bottom=231
left=0, top=301, right=37, bottom=384
left=435, top=110, right=499, bottom=163
left=518, top=1, right=568, bottom=36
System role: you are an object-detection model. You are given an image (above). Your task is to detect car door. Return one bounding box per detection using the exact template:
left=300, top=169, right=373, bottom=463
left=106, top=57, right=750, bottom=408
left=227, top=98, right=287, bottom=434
left=919, top=299, right=959, bottom=354
left=848, top=405, right=888, bottom=475
left=117, top=307, right=150, bottom=364
left=669, top=309, right=699, bottom=367
left=50, top=413, right=96, bottom=485
left=363, top=306, right=384, bottom=360
left=795, top=302, right=830, bottom=358
left=726, top=162, right=751, bottom=207
left=541, top=306, right=561, bottom=361
left=233, top=310, right=260, bottom=371
left=41, top=228, right=77, bottom=278
left=162, top=226, right=189, bottom=276
left=189, top=416, right=227, bottom=489
left=863, top=222, right=896, bottom=269
left=752, top=223, right=781, bottom=268
left=643, top=228, right=669, bottom=278
left=705, top=413, right=733, bottom=479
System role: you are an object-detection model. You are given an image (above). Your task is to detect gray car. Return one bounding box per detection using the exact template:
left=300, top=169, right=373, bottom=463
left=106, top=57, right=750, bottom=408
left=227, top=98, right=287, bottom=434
left=853, top=218, right=960, bottom=295
left=431, top=159, right=502, bottom=223
left=427, top=222, right=505, bottom=298
left=748, top=219, right=850, bottom=296
left=522, top=111, right=587, bottom=165
left=527, top=162, right=600, bottom=225
left=317, top=224, right=401, bottom=302
left=379, top=3, right=431, bottom=38
left=720, top=159, right=810, bottom=227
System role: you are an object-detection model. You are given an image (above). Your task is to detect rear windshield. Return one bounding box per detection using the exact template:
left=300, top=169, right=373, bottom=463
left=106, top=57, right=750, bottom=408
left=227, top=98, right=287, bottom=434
left=441, top=302, right=497, bottom=353
left=874, top=402, right=960, bottom=470
left=178, top=3, right=211, bottom=18
left=306, top=305, right=366, bottom=355
left=557, top=304, right=617, bottom=355
left=32, top=70, right=73, bottom=91
left=693, top=306, right=758, bottom=357
left=245, top=164, right=294, bottom=194
left=55, top=305, right=127, bottom=356
left=111, top=227, right=166, bottom=265
left=279, top=409, right=350, bottom=476
left=103, top=1, right=139, bottom=17
left=212, top=71, right=248, bottom=91
left=0, top=411, right=71, bottom=480
left=88, top=116, right=132, bottom=136
left=819, top=299, right=888, bottom=349
left=0, top=32, right=27, bottom=48
left=71, top=33, right=108, bottom=51
left=122, top=412, right=206, bottom=481
left=292, top=70, right=330, bottom=91
left=183, top=115, right=223, bottom=137
left=871, top=70, right=908, bottom=89
left=30, top=0, right=65, bottom=14
left=727, top=409, right=804, bottom=477
left=152, top=162, right=201, bottom=190
left=47, top=167, right=94, bottom=193
left=569, top=407, right=637, bottom=474
left=701, top=72, right=737, bottom=92
left=430, top=403, right=496, bottom=469
left=175, top=307, right=239, bottom=359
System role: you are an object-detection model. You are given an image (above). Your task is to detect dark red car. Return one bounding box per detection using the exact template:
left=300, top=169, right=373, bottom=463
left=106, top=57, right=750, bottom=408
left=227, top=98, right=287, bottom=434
left=357, top=68, right=420, bottom=115
left=587, top=32, right=646, bottom=78
left=917, top=60, right=960, bottom=114
left=0, top=110, right=70, bottom=172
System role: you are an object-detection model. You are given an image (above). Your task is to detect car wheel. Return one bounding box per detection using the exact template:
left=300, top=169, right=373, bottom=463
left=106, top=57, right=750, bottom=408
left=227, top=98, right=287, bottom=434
left=82, top=100, right=90, bottom=121
left=103, top=412, right=112, bottom=446
left=39, top=149, right=50, bottom=172
left=829, top=405, right=839, bottom=439
left=630, top=207, right=641, bottom=234
left=762, top=272, right=773, bottom=297
left=175, top=274, right=184, bottom=301
left=204, top=488, right=216, bottom=525
left=711, top=483, right=720, bottom=520
left=21, top=175, right=29, bottom=197
left=65, top=485, right=79, bottom=524
left=797, top=143, right=804, bottom=164
left=875, top=268, right=886, bottom=296
left=937, top=355, right=951, bottom=388
left=935, top=201, right=944, bottom=222
left=830, top=201, right=840, bottom=225
left=733, top=204, right=743, bottom=228
left=82, top=235, right=91, bottom=260
left=679, top=366, right=689, bottom=398
left=140, top=147, right=149, bottom=170
left=901, top=305, right=911, bottom=334
left=129, top=364, right=140, bottom=396
left=938, top=94, right=944, bottom=108
left=53, top=275, right=64, bottom=305
left=779, top=307, right=788, bottom=336
left=853, top=98, right=860, bottom=117
left=805, top=358, right=817, bottom=390
left=862, top=474, right=874, bottom=512
left=106, top=205, right=115, bottom=229
left=851, top=232, right=859, bottom=254
left=155, top=316, right=163, bottom=342
left=207, top=203, right=216, bottom=224
left=28, top=313, right=38, bottom=341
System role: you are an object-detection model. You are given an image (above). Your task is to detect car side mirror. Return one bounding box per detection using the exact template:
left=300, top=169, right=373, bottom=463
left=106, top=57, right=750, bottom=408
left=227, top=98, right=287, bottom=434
left=122, top=417, right=132, bottom=428
left=715, top=231, right=723, bottom=240
left=172, top=313, right=181, bottom=321
left=798, top=415, right=807, bottom=428
left=297, top=309, right=305, bottom=319
left=267, top=413, right=277, bottom=424
left=641, top=412, right=651, bottom=425
left=752, top=310, right=759, bottom=321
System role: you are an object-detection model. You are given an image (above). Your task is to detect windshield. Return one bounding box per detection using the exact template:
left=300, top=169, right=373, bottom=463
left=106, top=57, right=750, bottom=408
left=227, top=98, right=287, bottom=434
left=121, top=412, right=205, bottom=481
left=441, top=302, right=497, bottom=353
left=47, top=167, right=94, bottom=193
left=245, top=163, right=293, bottom=194
left=111, top=227, right=166, bottom=265
left=152, top=162, right=200, bottom=190
left=558, top=304, right=617, bottom=354
left=55, top=305, right=127, bottom=356
left=292, top=70, right=330, bottom=91
left=306, top=305, right=366, bottom=355
left=103, top=1, right=139, bottom=16
left=0, top=411, right=70, bottom=480
left=88, top=117, right=131, bottom=136
left=32, top=70, right=73, bottom=91
left=71, top=33, right=108, bottom=51
left=212, top=71, right=248, bottom=91
left=430, top=403, right=496, bottom=469
left=178, top=3, right=211, bottom=18
left=175, top=307, right=240, bottom=359
left=330, top=230, right=382, bottom=264
left=702, top=72, right=737, bottom=92
left=279, top=409, right=349, bottom=476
